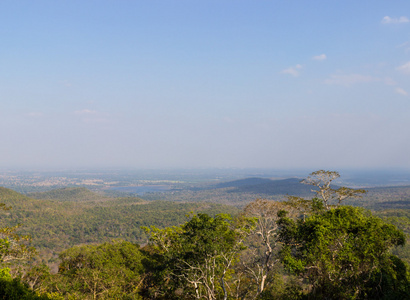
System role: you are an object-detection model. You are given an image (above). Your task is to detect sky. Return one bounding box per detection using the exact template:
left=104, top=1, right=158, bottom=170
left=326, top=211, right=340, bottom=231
left=1, top=1, right=410, bottom=170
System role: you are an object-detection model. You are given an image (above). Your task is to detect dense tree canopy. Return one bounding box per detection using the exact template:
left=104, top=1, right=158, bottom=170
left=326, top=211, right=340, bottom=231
left=143, top=213, right=254, bottom=300
left=53, top=240, right=145, bottom=299
left=278, top=206, right=409, bottom=299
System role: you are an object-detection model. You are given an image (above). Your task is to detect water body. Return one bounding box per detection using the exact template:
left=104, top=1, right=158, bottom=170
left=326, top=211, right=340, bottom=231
left=109, top=185, right=172, bottom=195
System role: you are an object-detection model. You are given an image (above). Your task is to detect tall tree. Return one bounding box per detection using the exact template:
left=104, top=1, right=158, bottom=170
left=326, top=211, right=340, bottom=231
left=302, top=170, right=366, bottom=209
left=144, top=213, right=253, bottom=300
left=241, top=199, right=297, bottom=298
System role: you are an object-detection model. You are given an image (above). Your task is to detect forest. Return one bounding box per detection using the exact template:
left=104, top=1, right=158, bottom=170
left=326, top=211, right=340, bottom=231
left=0, top=170, right=409, bottom=299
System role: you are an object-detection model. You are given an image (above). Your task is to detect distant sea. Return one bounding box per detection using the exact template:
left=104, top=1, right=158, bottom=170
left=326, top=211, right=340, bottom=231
left=108, top=185, right=172, bottom=195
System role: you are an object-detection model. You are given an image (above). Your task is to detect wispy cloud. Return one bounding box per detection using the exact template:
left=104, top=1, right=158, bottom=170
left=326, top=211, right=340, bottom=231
left=395, top=87, right=408, bottom=96
left=384, top=77, right=397, bottom=86
left=397, top=41, right=410, bottom=48
left=396, top=61, right=410, bottom=74
left=312, top=54, right=327, bottom=61
left=26, top=112, right=44, bottom=118
left=74, top=109, right=111, bottom=124
left=74, top=109, right=98, bottom=115
left=397, top=41, right=410, bottom=53
left=281, top=64, right=302, bottom=77
left=324, top=74, right=379, bottom=86
left=382, top=16, right=410, bottom=24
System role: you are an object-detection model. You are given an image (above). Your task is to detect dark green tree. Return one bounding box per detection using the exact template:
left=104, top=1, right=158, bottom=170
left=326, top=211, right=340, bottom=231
left=0, top=268, right=52, bottom=300
left=279, top=206, right=409, bottom=299
left=52, top=240, right=145, bottom=299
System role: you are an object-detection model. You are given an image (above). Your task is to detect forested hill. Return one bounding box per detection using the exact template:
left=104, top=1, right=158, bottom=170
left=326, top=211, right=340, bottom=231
left=27, top=187, right=110, bottom=202
left=0, top=186, right=240, bottom=269
left=0, top=186, right=32, bottom=201
left=0, top=186, right=44, bottom=208
left=213, top=177, right=274, bottom=188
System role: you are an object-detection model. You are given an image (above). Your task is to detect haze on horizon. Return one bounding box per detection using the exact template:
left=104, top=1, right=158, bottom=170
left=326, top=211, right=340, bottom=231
left=1, top=1, right=409, bottom=171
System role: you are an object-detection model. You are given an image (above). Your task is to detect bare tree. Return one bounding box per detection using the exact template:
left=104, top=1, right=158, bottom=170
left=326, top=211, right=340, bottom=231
left=301, top=170, right=366, bottom=210
left=241, top=199, right=297, bottom=298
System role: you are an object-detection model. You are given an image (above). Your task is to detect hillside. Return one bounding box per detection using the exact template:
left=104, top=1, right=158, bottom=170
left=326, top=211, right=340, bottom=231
left=2, top=180, right=410, bottom=271
left=27, top=187, right=109, bottom=202
left=213, top=177, right=274, bottom=189
left=0, top=187, right=239, bottom=268
left=0, top=186, right=32, bottom=205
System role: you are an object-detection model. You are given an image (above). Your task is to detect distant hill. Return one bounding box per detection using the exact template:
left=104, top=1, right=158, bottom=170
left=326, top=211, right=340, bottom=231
left=27, top=187, right=109, bottom=202
left=213, top=177, right=274, bottom=189
left=234, top=178, right=317, bottom=196
left=212, top=177, right=318, bottom=197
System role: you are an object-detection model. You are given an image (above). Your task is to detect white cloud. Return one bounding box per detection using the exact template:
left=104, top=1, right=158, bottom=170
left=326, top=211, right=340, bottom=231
left=397, top=41, right=410, bottom=53
left=396, top=61, right=410, bottom=74
left=384, top=77, right=397, bottom=86
left=397, top=41, right=410, bottom=48
left=395, top=87, right=408, bottom=96
left=281, top=64, right=302, bottom=77
left=74, top=109, right=98, bottom=115
left=382, top=16, right=410, bottom=24
left=74, top=109, right=112, bottom=124
left=26, top=112, right=44, bottom=118
left=324, top=74, right=379, bottom=86
left=312, top=54, right=327, bottom=61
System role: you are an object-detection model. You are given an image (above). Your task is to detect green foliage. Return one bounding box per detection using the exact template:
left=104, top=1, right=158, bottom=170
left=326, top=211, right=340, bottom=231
left=27, top=187, right=109, bottom=202
left=0, top=276, right=52, bottom=299
left=364, top=254, right=410, bottom=299
left=258, top=274, right=304, bottom=300
left=0, top=198, right=35, bottom=267
left=19, top=264, right=53, bottom=295
left=143, top=213, right=253, bottom=299
left=0, top=267, right=52, bottom=299
left=51, top=240, right=144, bottom=299
left=0, top=187, right=239, bottom=267
left=0, top=192, right=46, bottom=299
left=375, top=209, right=410, bottom=266
left=279, top=206, right=409, bottom=299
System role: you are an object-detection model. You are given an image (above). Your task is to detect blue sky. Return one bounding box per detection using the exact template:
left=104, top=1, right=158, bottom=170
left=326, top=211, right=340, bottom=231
left=1, top=1, right=409, bottom=170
